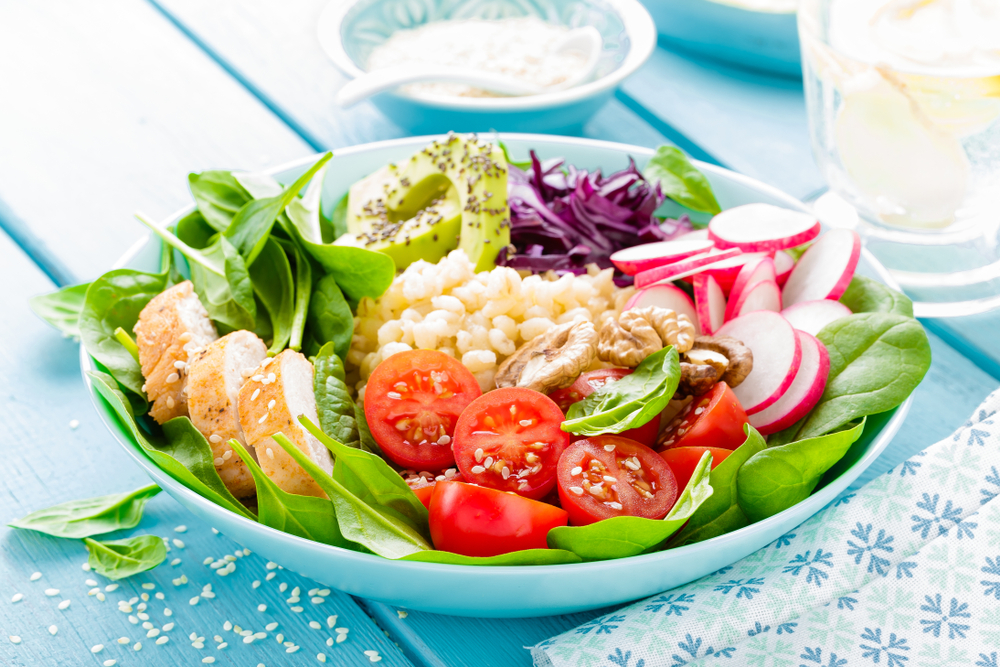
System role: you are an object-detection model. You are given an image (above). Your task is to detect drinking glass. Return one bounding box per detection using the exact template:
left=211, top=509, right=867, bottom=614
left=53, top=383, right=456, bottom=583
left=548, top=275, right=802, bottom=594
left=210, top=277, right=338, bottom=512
left=799, top=0, right=1000, bottom=317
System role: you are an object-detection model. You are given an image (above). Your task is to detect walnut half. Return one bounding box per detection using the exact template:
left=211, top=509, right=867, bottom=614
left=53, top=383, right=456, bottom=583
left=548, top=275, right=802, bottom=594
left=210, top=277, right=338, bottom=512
left=597, top=306, right=696, bottom=367
left=495, top=321, right=598, bottom=393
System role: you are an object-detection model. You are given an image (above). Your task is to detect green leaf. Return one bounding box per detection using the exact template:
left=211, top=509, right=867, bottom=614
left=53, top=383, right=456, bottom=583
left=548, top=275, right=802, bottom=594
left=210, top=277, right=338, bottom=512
left=354, top=402, right=382, bottom=456
left=329, top=192, right=350, bottom=240
left=270, top=433, right=430, bottom=558
left=88, top=371, right=256, bottom=521
left=175, top=210, right=217, bottom=250
left=563, top=347, right=681, bottom=436
left=308, top=275, right=353, bottom=360
left=84, top=535, right=166, bottom=580
left=401, top=549, right=581, bottom=566
left=644, top=146, right=721, bottom=214
left=795, top=313, right=931, bottom=440
left=737, top=419, right=866, bottom=523
left=289, top=232, right=395, bottom=304
left=839, top=275, right=914, bottom=317
left=668, top=425, right=767, bottom=547
left=80, top=269, right=169, bottom=396
left=285, top=163, right=327, bottom=245
left=288, top=240, right=312, bottom=351
left=188, top=237, right=257, bottom=332
left=188, top=170, right=252, bottom=232
left=135, top=213, right=225, bottom=277
left=312, top=344, right=363, bottom=450
left=113, top=327, right=140, bottom=364
left=9, top=485, right=161, bottom=539
left=227, top=438, right=348, bottom=547
left=547, top=450, right=714, bottom=560
left=497, top=141, right=533, bottom=171
left=248, top=239, right=294, bottom=353
left=29, top=283, right=91, bottom=338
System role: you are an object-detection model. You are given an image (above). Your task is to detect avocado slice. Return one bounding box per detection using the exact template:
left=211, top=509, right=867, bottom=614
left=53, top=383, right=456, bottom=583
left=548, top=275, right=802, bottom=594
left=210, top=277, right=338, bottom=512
left=341, top=133, right=509, bottom=272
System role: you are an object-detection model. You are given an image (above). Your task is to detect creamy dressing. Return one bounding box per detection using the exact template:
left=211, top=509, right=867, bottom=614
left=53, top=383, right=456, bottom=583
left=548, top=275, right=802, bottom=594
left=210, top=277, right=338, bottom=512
left=366, top=17, right=590, bottom=98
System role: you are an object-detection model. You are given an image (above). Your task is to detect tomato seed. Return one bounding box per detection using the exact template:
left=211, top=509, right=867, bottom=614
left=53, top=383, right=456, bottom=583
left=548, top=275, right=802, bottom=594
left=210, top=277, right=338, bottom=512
left=471, top=465, right=486, bottom=474
left=474, top=448, right=484, bottom=462
left=525, top=453, right=539, bottom=464
left=569, top=486, right=584, bottom=495
left=570, top=466, right=582, bottom=475
left=518, top=419, right=532, bottom=427
left=603, top=445, right=616, bottom=452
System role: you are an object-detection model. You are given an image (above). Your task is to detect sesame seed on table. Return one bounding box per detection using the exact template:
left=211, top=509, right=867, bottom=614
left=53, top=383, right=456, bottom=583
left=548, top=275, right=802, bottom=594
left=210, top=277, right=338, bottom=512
left=1, top=1, right=999, bottom=666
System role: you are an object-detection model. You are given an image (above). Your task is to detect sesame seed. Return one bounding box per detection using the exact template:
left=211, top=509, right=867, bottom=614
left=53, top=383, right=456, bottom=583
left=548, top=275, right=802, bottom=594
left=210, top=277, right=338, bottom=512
left=48, top=625, right=57, bottom=635
left=267, top=372, right=276, bottom=383
left=179, top=332, right=192, bottom=342
left=437, top=435, right=451, bottom=445
left=106, top=584, right=119, bottom=592
left=471, top=465, right=486, bottom=474
left=276, top=633, right=284, bottom=643
left=254, top=632, right=266, bottom=640
left=222, top=450, right=232, bottom=460
left=484, top=456, right=494, bottom=468
left=117, top=637, right=129, bottom=645
left=170, top=558, right=181, bottom=567
left=258, top=604, right=267, bottom=612
left=327, top=638, right=334, bottom=646
left=193, top=641, right=205, bottom=649
left=29, top=571, right=41, bottom=581
left=174, top=360, right=186, bottom=369
left=335, top=627, right=349, bottom=634
left=318, top=653, right=327, bottom=663
left=88, top=587, right=100, bottom=596
left=266, top=572, right=276, bottom=581
left=190, top=597, right=200, bottom=605
left=309, top=621, right=321, bottom=630
left=203, top=659, right=216, bottom=664
left=128, top=615, right=138, bottom=624
left=156, top=592, right=165, bottom=600
left=11, top=593, right=23, bottom=603
left=251, top=388, right=261, bottom=401
left=291, top=606, right=303, bottom=613
left=569, top=486, right=584, bottom=495
left=217, top=642, right=227, bottom=649
left=214, top=457, right=224, bottom=466
left=243, top=636, right=255, bottom=644
left=44, top=588, right=59, bottom=596
left=166, top=397, right=175, bottom=408
left=173, top=539, right=185, bottom=549
left=10, top=636, right=21, bottom=644
left=69, top=419, right=80, bottom=429
left=336, top=634, right=347, bottom=644
left=103, top=660, right=116, bottom=666
left=91, top=644, right=104, bottom=653
left=258, top=414, right=268, bottom=424
left=266, top=448, right=274, bottom=459
left=163, top=623, right=174, bottom=631
left=58, top=599, right=71, bottom=610
left=364, top=651, right=379, bottom=657
left=603, top=475, right=617, bottom=483
left=327, top=615, right=338, bottom=628
left=146, top=629, right=159, bottom=638
left=97, top=593, right=106, bottom=601
left=287, top=646, right=300, bottom=653
left=267, top=399, right=276, bottom=410
left=397, top=610, right=408, bottom=618
left=156, top=636, right=169, bottom=645
left=604, top=444, right=616, bottom=452
left=252, top=580, right=261, bottom=589
left=166, top=373, right=179, bottom=383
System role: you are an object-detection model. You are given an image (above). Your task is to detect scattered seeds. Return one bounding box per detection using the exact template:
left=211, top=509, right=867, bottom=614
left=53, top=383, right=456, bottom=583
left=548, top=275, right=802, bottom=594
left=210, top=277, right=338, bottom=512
left=30, top=572, right=42, bottom=581
left=156, top=636, right=169, bottom=645
left=134, top=642, right=141, bottom=651
left=172, top=539, right=185, bottom=549
left=190, top=597, right=200, bottom=606
left=252, top=580, right=261, bottom=589
left=164, top=608, right=173, bottom=617
left=309, top=621, right=321, bottom=630
left=103, top=660, right=116, bottom=667
left=48, top=625, right=57, bottom=635
left=397, top=610, right=408, bottom=619
left=318, top=653, right=327, bottom=663
left=265, top=572, right=276, bottom=581
left=311, top=597, right=324, bottom=604
left=105, top=584, right=119, bottom=592
left=11, top=593, right=23, bottom=603
left=91, top=644, right=104, bottom=653
left=326, top=615, right=337, bottom=628
left=258, top=604, right=267, bottom=612
left=10, top=636, right=21, bottom=644
left=58, top=599, right=71, bottom=610
left=44, top=588, right=59, bottom=597
left=163, top=623, right=175, bottom=632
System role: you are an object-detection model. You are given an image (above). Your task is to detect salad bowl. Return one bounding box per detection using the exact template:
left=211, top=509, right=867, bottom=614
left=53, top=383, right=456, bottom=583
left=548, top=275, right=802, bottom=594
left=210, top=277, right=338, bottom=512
left=84, top=134, right=909, bottom=618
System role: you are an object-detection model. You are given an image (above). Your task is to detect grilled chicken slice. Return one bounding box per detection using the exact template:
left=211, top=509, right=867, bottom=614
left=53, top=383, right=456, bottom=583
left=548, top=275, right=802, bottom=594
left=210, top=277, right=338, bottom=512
left=237, top=349, right=333, bottom=499
left=134, top=281, right=218, bottom=424
left=187, top=330, right=268, bottom=498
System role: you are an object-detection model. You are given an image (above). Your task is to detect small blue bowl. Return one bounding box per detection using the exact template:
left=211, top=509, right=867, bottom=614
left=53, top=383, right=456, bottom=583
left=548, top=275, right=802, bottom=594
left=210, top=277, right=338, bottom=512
left=317, top=0, right=657, bottom=133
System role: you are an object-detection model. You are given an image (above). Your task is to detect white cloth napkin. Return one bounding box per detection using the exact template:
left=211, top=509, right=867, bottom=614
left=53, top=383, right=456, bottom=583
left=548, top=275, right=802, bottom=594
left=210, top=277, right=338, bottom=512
left=533, top=389, right=1000, bottom=667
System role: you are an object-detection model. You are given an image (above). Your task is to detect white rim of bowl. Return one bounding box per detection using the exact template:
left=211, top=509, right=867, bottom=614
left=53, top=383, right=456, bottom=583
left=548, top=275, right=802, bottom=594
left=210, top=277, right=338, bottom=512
left=315, top=0, right=657, bottom=111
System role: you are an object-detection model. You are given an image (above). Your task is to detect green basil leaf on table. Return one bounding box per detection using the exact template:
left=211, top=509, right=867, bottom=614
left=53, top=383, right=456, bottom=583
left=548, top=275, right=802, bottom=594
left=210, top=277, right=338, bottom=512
left=312, top=344, right=364, bottom=451
left=9, top=484, right=161, bottom=539
left=247, top=238, right=294, bottom=353
left=643, top=145, right=721, bottom=214
left=188, top=170, right=252, bottom=232
left=548, top=450, right=714, bottom=560
left=227, top=438, right=348, bottom=547
left=288, top=239, right=312, bottom=351
left=88, top=371, right=256, bottom=521
left=839, top=275, right=915, bottom=317
left=308, top=274, right=353, bottom=360
left=84, top=534, right=167, bottom=580
left=562, top=346, right=681, bottom=436
left=270, top=433, right=430, bottom=559
left=401, top=549, right=582, bottom=566
left=736, top=419, right=866, bottom=523
left=668, top=425, right=768, bottom=547
left=29, top=282, right=91, bottom=338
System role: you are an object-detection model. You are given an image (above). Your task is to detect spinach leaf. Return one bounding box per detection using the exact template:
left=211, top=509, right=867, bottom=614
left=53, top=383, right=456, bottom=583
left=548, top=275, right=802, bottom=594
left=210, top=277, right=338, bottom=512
left=401, top=549, right=581, bottom=566
left=355, top=402, right=382, bottom=456
left=175, top=209, right=217, bottom=249
left=668, top=425, right=767, bottom=547
left=9, top=484, right=161, bottom=539
left=270, top=433, right=430, bottom=558
left=794, top=313, right=931, bottom=440
left=289, top=231, right=395, bottom=304
left=300, top=415, right=427, bottom=531
left=88, top=371, right=256, bottom=521
left=562, top=347, right=680, bottom=436
left=189, top=237, right=256, bottom=332
left=136, top=213, right=227, bottom=276
left=547, top=450, right=714, bottom=560
left=311, top=344, right=363, bottom=450
left=308, top=275, right=353, bottom=360
left=248, top=239, right=294, bottom=353
left=227, top=438, right=348, bottom=547
left=329, top=192, right=349, bottom=240
left=736, top=419, right=866, bottom=523
left=80, top=269, right=169, bottom=396
left=288, top=240, right=312, bottom=351
left=188, top=170, right=251, bottom=232
left=644, top=146, right=721, bottom=214
left=29, top=282, right=91, bottom=338
left=839, top=275, right=914, bottom=317
left=285, top=162, right=327, bottom=245
left=84, top=535, right=166, bottom=580
left=224, top=153, right=331, bottom=265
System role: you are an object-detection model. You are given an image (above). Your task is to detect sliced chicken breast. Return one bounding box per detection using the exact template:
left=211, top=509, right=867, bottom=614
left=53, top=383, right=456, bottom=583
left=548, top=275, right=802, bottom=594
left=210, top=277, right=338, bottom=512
left=187, top=330, right=268, bottom=498
left=237, top=349, right=333, bottom=499
left=133, top=280, right=218, bottom=424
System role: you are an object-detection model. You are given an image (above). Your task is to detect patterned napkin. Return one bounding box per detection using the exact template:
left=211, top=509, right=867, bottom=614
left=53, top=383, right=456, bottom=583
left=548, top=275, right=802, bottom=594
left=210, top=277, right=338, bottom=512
left=533, top=389, right=1000, bottom=667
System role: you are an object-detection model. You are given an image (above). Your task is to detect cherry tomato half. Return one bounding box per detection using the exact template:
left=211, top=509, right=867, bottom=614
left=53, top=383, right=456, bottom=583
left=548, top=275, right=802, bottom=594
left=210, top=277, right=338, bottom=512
left=428, top=481, right=568, bottom=557
left=657, top=382, right=748, bottom=451
left=403, top=470, right=466, bottom=510
left=548, top=369, right=660, bottom=447
left=452, top=387, right=570, bottom=500
left=556, top=435, right=678, bottom=526
left=659, top=446, right=731, bottom=490
left=365, top=350, right=482, bottom=471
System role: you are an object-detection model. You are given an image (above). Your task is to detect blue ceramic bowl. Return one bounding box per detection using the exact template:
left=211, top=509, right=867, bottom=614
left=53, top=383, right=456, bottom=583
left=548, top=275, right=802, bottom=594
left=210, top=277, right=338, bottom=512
left=316, top=0, right=656, bottom=133
left=84, top=134, right=909, bottom=618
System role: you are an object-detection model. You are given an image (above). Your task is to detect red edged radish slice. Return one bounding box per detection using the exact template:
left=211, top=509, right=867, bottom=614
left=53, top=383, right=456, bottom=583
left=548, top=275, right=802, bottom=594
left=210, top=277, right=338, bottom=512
left=726, top=257, right=777, bottom=320
left=781, top=299, right=852, bottom=336
left=634, top=248, right=741, bottom=289
left=625, top=284, right=700, bottom=333
left=716, top=311, right=801, bottom=415
left=748, top=331, right=830, bottom=435
left=774, top=250, right=795, bottom=286
left=692, top=252, right=770, bottom=294
left=709, top=203, right=821, bottom=252
left=729, top=279, right=781, bottom=320
left=781, top=229, right=861, bottom=307
left=674, top=228, right=710, bottom=241
left=693, top=274, right=726, bottom=335
left=611, top=240, right=716, bottom=276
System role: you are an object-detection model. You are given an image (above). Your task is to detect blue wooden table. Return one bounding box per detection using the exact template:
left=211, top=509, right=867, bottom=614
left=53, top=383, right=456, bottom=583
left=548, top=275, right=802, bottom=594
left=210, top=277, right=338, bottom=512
left=1, top=2, right=998, bottom=665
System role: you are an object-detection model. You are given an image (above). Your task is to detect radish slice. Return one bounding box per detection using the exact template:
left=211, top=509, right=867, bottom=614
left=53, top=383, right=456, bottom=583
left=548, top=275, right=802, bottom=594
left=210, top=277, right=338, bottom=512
left=709, top=203, right=821, bottom=252
left=611, top=240, right=716, bottom=276
left=634, top=248, right=742, bottom=289
left=774, top=250, right=795, bottom=287
left=716, top=311, right=801, bottom=415
left=726, top=257, right=777, bottom=320
left=690, top=252, right=770, bottom=294
left=625, top=284, right=701, bottom=333
left=748, top=331, right=830, bottom=435
left=781, top=229, right=862, bottom=307
left=781, top=299, right=853, bottom=336
left=674, top=228, right=710, bottom=241
left=730, top=279, right=781, bottom=320
left=693, top=274, right=726, bottom=335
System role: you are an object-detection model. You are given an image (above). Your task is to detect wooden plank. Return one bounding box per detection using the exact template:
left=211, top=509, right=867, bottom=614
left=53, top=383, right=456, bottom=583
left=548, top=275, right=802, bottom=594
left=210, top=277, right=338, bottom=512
left=0, top=0, right=313, bottom=283
left=0, top=232, right=413, bottom=666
